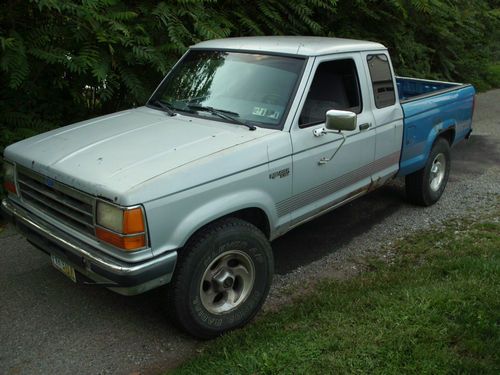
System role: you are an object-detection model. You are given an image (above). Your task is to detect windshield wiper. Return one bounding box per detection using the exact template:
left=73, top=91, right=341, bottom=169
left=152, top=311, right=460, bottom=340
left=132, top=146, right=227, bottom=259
left=187, top=104, right=256, bottom=131
left=150, top=99, right=176, bottom=117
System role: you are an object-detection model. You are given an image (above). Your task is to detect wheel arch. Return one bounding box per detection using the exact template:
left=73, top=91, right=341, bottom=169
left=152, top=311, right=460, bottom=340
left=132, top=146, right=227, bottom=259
left=436, top=127, right=455, bottom=146
left=184, top=206, right=272, bottom=248
left=170, top=196, right=276, bottom=254
left=423, top=120, right=456, bottom=165
left=224, top=207, right=271, bottom=239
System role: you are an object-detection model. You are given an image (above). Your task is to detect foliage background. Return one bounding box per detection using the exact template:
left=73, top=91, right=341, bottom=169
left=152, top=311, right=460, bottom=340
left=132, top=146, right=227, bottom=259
left=0, top=0, right=499, bottom=158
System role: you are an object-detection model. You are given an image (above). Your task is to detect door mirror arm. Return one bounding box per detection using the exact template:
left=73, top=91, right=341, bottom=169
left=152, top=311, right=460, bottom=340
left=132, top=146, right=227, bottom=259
left=317, top=131, right=347, bottom=165
left=311, top=109, right=356, bottom=165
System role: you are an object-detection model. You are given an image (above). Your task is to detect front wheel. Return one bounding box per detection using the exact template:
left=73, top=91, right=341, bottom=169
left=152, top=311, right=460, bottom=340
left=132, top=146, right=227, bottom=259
left=167, top=218, right=273, bottom=339
left=405, top=137, right=451, bottom=206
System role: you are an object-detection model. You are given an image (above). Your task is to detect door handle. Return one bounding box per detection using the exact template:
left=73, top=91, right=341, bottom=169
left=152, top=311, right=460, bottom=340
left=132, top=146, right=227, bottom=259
left=359, top=123, right=371, bottom=131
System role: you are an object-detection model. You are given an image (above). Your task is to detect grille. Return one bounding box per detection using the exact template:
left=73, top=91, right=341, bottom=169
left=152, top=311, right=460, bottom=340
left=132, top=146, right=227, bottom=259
left=17, top=167, right=96, bottom=236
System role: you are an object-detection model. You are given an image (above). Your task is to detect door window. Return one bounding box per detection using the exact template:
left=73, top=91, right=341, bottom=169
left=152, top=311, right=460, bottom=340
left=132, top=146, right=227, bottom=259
left=299, top=59, right=362, bottom=127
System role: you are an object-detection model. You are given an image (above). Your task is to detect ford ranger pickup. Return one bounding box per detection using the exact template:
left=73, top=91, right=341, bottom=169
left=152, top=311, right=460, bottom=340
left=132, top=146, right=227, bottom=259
left=1, top=36, right=475, bottom=338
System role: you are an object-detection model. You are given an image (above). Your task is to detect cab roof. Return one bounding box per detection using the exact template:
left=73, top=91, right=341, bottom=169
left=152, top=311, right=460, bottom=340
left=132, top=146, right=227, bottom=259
left=191, top=36, right=386, bottom=57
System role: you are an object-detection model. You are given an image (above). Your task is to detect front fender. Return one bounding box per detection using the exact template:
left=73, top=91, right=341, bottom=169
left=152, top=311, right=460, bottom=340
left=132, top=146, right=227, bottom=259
left=170, top=189, right=276, bottom=250
left=143, top=171, right=282, bottom=257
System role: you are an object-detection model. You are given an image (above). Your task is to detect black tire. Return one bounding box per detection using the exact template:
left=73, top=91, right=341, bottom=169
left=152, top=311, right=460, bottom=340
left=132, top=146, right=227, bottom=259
left=405, top=137, right=451, bottom=206
left=167, top=218, right=273, bottom=339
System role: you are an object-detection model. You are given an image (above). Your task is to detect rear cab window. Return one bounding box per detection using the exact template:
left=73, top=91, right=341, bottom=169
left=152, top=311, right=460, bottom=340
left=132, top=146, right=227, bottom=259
left=366, top=54, right=396, bottom=108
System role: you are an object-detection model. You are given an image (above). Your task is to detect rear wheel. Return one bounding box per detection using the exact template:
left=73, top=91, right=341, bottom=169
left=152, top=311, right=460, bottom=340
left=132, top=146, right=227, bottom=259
left=167, top=218, right=273, bottom=339
left=405, top=137, right=451, bottom=206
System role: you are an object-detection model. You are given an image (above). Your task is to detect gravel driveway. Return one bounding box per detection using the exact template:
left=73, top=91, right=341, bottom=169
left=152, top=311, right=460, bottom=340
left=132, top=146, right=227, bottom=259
left=1, top=89, right=499, bottom=375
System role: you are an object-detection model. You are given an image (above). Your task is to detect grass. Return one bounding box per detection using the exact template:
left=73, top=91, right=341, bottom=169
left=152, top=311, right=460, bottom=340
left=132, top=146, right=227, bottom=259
left=172, top=212, right=500, bottom=374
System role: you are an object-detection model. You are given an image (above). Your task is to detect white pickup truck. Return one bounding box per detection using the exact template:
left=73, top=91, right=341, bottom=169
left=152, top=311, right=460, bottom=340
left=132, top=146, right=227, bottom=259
left=2, top=36, right=475, bottom=338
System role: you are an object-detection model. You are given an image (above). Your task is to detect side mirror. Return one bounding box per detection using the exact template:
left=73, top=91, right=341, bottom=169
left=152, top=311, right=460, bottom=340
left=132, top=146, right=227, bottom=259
left=325, top=109, right=357, bottom=132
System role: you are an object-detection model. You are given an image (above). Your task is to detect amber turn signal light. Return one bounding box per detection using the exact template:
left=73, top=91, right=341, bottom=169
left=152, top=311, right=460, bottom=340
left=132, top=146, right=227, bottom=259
left=123, top=207, right=145, bottom=234
left=96, top=227, right=146, bottom=251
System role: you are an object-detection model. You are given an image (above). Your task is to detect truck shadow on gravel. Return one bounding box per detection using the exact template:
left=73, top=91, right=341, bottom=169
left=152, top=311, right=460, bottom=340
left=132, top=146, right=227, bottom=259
left=272, top=183, right=405, bottom=274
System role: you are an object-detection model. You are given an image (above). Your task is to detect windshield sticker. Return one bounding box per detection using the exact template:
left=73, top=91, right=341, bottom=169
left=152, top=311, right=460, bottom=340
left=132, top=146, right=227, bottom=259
left=252, top=107, right=280, bottom=120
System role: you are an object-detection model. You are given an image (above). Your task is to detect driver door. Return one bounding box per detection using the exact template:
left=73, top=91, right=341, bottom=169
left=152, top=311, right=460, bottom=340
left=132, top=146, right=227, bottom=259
left=287, top=53, right=376, bottom=225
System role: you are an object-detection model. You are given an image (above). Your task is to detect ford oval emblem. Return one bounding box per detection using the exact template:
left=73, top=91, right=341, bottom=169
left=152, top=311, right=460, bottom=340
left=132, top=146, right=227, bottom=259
left=45, top=177, right=55, bottom=188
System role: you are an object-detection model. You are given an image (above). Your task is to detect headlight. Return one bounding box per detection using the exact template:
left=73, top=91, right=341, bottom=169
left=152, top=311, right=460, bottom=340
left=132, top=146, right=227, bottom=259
left=96, top=201, right=147, bottom=251
left=2, top=160, right=17, bottom=195
left=96, top=202, right=123, bottom=233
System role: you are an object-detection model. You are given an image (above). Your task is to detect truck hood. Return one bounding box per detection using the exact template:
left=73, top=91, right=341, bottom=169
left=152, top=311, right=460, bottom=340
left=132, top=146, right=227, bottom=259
left=5, top=107, right=277, bottom=202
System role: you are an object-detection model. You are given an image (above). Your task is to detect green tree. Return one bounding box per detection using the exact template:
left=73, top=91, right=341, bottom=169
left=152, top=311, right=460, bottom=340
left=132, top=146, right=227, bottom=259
left=0, top=0, right=498, bottom=159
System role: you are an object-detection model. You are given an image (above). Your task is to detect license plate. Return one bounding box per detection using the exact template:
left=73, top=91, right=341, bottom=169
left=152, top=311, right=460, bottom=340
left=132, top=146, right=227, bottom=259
left=51, top=255, right=76, bottom=283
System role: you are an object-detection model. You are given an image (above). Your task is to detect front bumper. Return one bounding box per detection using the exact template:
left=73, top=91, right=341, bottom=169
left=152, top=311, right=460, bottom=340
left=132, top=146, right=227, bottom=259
left=1, top=198, right=177, bottom=295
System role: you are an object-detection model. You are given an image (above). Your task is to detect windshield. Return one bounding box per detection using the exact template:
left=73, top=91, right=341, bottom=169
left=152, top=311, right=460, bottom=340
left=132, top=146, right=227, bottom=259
left=149, top=50, right=305, bottom=128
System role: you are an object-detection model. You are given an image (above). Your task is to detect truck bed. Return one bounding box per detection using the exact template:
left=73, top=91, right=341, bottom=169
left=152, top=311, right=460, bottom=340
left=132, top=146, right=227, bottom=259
left=396, top=76, right=460, bottom=102
left=396, top=77, right=475, bottom=177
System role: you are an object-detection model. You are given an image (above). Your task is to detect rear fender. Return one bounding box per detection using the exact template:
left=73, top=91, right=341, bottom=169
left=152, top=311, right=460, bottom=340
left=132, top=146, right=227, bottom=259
left=425, top=119, right=456, bottom=155
left=399, top=119, right=456, bottom=176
